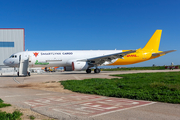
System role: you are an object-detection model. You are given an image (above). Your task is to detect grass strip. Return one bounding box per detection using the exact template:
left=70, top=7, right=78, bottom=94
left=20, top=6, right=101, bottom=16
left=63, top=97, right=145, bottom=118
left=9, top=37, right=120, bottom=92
left=0, top=98, right=23, bottom=120
left=0, top=99, right=11, bottom=108
left=0, top=110, right=23, bottom=120
left=60, top=72, right=180, bottom=104
left=102, top=66, right=179, bottom=71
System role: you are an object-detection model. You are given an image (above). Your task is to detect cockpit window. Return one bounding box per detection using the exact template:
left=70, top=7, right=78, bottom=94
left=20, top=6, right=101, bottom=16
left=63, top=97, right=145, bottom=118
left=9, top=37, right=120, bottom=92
left=9, top=55, right=14, bottom=58
left=9, top=55, right=16, bottom=58
left=9, top=55, right=17, bottom=58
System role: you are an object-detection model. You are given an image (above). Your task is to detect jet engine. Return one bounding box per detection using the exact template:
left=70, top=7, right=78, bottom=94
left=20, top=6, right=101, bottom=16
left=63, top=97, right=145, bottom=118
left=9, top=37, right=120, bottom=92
left=72, top=62, right=89, bottom=71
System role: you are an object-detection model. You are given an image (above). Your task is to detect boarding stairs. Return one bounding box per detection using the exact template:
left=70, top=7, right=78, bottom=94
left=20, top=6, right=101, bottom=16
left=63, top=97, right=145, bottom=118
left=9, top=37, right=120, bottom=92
left=18, top=53, right=30, bottom=76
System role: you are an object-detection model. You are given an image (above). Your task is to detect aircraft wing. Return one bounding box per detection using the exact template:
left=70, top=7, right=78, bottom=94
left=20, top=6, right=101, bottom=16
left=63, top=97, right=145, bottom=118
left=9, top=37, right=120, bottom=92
left=152, top=50, right=176, bottom=57
left=78, top=50, right=136, bottom=65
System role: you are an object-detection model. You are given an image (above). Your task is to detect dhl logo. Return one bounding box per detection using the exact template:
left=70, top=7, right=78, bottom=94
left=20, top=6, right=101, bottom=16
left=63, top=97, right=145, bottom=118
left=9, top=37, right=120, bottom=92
left=126, top=54, right=138, bottom=57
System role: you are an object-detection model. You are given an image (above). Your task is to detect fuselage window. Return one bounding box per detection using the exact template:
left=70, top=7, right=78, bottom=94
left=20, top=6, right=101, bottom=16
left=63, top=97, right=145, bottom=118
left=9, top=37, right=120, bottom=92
left=15, top=55, right=17, bottom=58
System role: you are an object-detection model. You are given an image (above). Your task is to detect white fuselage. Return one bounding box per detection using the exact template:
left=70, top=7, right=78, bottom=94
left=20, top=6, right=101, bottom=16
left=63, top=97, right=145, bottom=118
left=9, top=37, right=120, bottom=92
left=3, top=50, right=122, bottom=68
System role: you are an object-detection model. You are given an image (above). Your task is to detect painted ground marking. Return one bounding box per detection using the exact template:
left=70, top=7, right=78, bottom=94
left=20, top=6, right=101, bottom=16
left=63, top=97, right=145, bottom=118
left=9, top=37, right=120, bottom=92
left=24, top=94, right=102, bottom=108
left=24, top=94, right=154, bottom=117
left=50, top=97, right=153, bottom=117
left=13, top=77, right=21, bottom=84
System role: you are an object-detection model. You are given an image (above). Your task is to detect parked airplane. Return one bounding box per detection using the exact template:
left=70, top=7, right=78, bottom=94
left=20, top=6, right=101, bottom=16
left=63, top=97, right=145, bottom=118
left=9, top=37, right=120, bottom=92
left=3, top=30, right=176, bottom=75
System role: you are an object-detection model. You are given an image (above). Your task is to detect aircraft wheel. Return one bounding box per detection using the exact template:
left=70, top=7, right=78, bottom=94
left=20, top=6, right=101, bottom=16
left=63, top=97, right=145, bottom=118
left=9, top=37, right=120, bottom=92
left=17, top=72, right=19, bottom=77
left=94, top=68, right=100, bottom=73
left=86, top=69, right=91, bottom=73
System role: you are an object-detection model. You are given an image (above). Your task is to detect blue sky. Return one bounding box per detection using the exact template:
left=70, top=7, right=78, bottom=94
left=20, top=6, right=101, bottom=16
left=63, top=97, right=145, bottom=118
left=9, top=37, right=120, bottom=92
left=0, top=0, right=180, bottom=67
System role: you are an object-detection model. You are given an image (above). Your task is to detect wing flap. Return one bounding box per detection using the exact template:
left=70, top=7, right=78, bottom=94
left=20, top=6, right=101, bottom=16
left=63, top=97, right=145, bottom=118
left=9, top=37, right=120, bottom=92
left=79, top=50, right=136, bottom=65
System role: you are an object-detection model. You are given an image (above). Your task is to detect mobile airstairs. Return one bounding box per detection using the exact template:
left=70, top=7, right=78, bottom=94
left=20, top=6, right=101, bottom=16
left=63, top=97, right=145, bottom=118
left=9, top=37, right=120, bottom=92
left=17, top=53, right=30, bottom=76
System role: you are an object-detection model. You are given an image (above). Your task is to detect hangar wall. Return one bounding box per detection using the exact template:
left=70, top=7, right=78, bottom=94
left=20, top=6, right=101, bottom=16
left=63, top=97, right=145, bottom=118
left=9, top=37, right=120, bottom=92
left=0, top=28, right=24, bottom=66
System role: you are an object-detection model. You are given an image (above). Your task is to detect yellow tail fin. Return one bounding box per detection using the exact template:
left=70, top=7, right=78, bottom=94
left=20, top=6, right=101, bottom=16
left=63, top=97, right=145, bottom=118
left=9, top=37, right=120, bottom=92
left=142, top=30, right=162, bottom=52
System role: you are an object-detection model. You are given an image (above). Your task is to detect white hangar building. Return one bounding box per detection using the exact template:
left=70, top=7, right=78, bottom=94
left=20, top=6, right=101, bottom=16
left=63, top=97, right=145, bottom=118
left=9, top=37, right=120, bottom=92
left=0, top=28, right=25, bottom=67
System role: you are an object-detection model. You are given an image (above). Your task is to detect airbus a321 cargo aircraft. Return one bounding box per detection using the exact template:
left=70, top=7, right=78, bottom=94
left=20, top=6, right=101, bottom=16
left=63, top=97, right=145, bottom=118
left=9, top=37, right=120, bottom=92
left=3, top=30, right=176, bottom=75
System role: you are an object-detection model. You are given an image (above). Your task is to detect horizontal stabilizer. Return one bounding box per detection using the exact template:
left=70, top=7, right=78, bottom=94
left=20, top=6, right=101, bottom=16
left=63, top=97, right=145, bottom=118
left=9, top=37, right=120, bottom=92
left=152, top=50, right=176, bottom=57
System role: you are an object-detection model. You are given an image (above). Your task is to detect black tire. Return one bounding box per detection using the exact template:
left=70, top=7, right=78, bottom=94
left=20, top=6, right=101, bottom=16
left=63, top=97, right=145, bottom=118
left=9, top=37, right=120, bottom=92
left=17, top=72, right=19, bottom=77
left=86, top=69, right=91, bottom=73
left=94, top=68, right=100, bottom=73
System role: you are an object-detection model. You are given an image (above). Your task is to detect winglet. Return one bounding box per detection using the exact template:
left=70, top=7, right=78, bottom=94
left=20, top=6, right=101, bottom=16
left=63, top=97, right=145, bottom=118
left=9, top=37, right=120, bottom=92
left=142, top=30, right=162, bottom=52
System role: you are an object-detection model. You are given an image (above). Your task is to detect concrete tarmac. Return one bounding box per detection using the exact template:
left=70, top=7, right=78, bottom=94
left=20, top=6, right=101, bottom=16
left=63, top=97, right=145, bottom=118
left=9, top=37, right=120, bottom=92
left=0, top=70, right=180, bottom=120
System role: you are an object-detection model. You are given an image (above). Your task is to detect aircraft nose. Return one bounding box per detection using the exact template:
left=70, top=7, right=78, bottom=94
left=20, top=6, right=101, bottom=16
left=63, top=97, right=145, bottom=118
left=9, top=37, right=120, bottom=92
left=3, top=59, right=8, bottom=65
left=3, top=58, right=10, bottom=66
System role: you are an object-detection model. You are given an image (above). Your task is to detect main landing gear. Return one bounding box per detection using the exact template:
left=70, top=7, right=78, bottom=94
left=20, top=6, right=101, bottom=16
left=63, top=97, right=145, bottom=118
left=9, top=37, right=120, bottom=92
left=94, top=68, right=100, bottom=73
left=86, top=69, right=91, bottom=73
left=86, top=68, right=100, bottom=74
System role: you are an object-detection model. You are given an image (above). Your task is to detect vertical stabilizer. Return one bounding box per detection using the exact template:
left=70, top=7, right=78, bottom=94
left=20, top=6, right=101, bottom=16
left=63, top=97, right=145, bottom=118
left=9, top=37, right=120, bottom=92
left=142, top=30, right=162, bottom=52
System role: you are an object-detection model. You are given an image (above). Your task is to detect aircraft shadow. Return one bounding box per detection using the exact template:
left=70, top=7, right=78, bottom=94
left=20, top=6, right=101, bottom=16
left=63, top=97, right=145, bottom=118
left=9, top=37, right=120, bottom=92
left=0, top=75, right=25, bottom=77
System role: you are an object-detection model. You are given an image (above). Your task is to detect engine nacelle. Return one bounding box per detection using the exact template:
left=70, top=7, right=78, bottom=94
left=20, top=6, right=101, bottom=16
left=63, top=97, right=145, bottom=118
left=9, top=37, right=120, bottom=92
left=72, top=62, right=89, bottom=71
